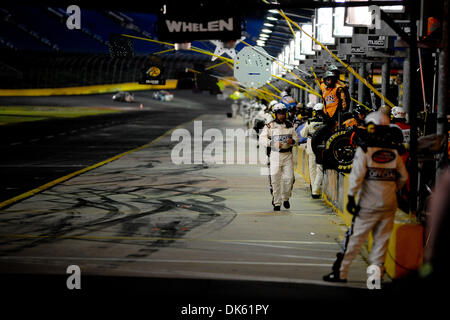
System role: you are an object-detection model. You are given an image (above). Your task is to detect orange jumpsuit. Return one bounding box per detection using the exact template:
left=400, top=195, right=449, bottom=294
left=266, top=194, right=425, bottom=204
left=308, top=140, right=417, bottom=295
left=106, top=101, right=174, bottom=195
left=343, top=118, right=358, bottom=128
left=320, top=82, right=349, bottom=119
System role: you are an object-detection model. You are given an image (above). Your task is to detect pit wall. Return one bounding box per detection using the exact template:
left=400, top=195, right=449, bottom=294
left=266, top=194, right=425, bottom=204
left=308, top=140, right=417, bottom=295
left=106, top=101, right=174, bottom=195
left=0, top=80, right=178, bottom=97
left=294, top=144, right=423, bottom=279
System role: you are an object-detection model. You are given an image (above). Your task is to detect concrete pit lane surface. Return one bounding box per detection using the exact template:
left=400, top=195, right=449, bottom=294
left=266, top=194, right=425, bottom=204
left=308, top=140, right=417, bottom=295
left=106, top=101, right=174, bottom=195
left=0, top=90, right=387, bottom=314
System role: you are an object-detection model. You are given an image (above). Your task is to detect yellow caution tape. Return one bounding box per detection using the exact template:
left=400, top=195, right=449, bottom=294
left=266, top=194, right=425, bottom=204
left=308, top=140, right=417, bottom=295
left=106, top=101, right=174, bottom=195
left=206, top=60, right=228, bottom=70
left=278, top=11, right=395, bottom=108
left=272, top=75, right=322, bottom=98
left=153, top=48, right=176, bottom=55
left=267, top=82, right=282, bottom=94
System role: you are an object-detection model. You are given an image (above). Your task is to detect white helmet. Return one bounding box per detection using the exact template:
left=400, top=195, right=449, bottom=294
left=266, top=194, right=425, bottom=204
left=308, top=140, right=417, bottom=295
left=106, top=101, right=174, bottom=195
left=280, top=91, right=289, bottom=98
left=269, top=100, right=278, bottom=108
left=313, top=103, right=323, bottom=111
left=272, top=103, right=287, bottom=113
left=392, top=106, right=406, bottom=119
left=365, top=110, right=390, bottom=126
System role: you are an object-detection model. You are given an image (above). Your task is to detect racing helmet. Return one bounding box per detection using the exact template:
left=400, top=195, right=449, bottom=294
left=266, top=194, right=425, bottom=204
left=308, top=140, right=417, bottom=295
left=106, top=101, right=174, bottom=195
left=272, top=103, right=288, bottom=119
left=313, top=103, right=323, bottom=111
left=365, top=110, right=390, bottom=126
left=392, top=106, right=406, bottom=119
left=312, top=103, right=324, bottom=118
left=268, top=99, right=278, bottom=110
left=323, top=71, right=336, bottom=79
left=327, top=64, right=338, bottom=71
left=273, top=103, right=287, bottom=113
left=353, top=104, right=369, bottom=117
left=327, top=65, right=339, bottom=76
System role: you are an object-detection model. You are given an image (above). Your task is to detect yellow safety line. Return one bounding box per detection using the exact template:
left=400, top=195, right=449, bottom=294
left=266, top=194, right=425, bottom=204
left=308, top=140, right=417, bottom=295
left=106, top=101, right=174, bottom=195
left=279, top=9, right=320, bottom=97
left=189, top=47, right=235, bottom=64
left=153, top=48, right=176, bottom=55
left=281, top=9, right=297, bottom=39
left=274, top=59, right=318, bottom=95
left=261, top=87, right=280, bottom=101
left=225, top=62, right=235, bottom=70
left=272, top=75, right=322, bottom=98
left=350, top=97, right=372, bottom=111
left=267, top=82, right=282, bottom=94
left=278, top=11, right=395, bottom=108
left=120, top=34, right=234, bottom=64
left=259, top=88, right=281, bottom=100
left=120, top=34, right=175, bottom=47
left=0, top=116, right=202, bottom=211
left=240, top=40, right=319, bottom=96
left=205, top=60, right=228, bottom=70
left=253, top=88, right=273, bottom=102
left=310, top=67, right=322, bottom=90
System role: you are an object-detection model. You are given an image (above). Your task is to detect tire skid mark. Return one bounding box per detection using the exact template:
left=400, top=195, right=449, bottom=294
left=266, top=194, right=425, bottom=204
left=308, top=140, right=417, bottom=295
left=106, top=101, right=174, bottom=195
left=0, top=164, right=237, bottom=262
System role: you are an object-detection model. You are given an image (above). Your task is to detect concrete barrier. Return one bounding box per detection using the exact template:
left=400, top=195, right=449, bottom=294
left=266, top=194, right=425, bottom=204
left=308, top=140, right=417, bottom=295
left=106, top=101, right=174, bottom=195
left=294, top=144, right=423, bottom=279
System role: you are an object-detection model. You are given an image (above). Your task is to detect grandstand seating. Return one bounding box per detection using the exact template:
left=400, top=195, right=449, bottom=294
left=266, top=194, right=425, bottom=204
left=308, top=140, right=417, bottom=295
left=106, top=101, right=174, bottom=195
left=0, top=4, right=246, bottom=88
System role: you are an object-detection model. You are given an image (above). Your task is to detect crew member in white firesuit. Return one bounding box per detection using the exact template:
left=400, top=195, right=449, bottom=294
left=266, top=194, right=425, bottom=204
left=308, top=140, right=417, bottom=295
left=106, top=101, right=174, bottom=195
left=259, top=103, right=299, bottom=211
left=300, top=103, right=325, bottom=199
left=264, top=100, right=278, bottom=124
left=323, top=110, right=409, bottom=283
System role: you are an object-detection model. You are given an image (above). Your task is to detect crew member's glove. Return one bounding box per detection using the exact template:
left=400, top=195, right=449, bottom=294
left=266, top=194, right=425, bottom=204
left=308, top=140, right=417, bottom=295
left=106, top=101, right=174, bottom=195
left=346, top=195, right=360, bottom=216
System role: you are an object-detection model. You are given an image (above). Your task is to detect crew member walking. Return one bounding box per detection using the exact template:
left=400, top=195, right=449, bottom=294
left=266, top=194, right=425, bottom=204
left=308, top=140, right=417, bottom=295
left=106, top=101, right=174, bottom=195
left=301, top=103, right=325, bottom=199
left=259, top=103, right=299, bottom=211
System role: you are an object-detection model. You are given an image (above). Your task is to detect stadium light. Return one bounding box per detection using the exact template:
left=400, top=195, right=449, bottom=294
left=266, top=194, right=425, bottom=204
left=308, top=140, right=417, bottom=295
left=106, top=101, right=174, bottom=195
left=344, top=0, right=371, bottom=27
left=294, top=31, right=306, bottom=61
left=380, top=5, right=404, bottom=13
left=300, top=24, right=315, bottom=55
left=316, top=7, right=335, bottom=45
left=290, top=39, right=300, bottom=65
left=333, top=6, right=353, bottom=37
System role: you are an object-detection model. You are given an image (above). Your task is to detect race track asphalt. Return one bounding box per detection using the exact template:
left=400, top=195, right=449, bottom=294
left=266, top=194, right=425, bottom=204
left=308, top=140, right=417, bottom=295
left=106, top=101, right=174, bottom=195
left=0, top=90, right=228, bottom=203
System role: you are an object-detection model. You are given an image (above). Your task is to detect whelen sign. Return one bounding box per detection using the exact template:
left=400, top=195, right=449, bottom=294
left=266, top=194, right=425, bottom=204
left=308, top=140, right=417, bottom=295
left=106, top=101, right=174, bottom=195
left=157, top=15, right=241, bottom=41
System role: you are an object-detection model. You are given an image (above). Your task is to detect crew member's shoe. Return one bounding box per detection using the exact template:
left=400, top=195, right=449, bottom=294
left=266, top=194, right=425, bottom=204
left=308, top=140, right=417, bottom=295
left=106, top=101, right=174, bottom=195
left=283, top=200, right=290, bottom=209
left=322, top=272, right=347, bottom=283
left=311, top=194, right=320, bottom=199
left=273, top=206, right=281, bottom=211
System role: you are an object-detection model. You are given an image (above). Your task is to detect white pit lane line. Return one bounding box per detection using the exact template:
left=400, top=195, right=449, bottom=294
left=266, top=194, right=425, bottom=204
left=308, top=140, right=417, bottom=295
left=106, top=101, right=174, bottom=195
left=0, top=255, right=332, bottom=267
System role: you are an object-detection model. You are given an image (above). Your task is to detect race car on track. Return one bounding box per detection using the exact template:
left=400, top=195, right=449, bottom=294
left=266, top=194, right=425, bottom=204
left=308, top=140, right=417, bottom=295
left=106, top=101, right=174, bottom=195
left=152, top=90, right=174, bottom=101
left=112, top=91, right=134, bottom=102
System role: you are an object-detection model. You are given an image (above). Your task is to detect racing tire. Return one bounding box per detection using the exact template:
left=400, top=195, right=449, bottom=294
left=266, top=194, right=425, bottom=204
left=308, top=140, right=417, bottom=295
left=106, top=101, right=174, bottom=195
left=311, top=124, right=333, bottom=165
left=324, top=130, right=355, bottom=173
